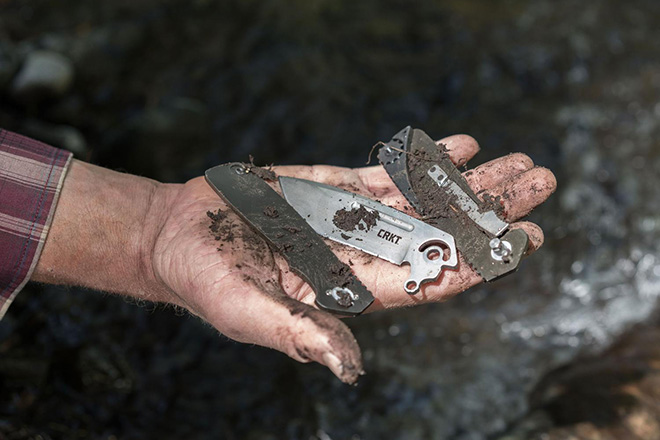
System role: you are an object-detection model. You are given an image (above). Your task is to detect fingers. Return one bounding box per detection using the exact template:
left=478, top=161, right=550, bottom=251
left=465, top=153, right=534, bottom=194
left=436, top=134, right=480, bottom=167
left=201, top=273, right=364, bottom=384
left=273, top=134, right=479, bottom=199
left=511, top=221, right=545, bottom=254
left=481, top=166, right=557, bottom=222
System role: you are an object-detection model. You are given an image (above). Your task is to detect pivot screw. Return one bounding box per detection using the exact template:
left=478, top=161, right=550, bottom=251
left=489, top=238, right=512, bottom=263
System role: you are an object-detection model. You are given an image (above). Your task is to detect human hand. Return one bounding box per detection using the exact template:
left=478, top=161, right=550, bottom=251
left=34, top=134, right=555, bottom=383
left=146, top=134, right=556, bottom=383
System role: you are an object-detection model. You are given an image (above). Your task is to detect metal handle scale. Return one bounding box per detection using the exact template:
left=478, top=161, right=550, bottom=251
left=427, top=166, right=509, bottom=237
left=378, top=127, right=529, bottom=282
left=205, top=164, right=374, bottom=316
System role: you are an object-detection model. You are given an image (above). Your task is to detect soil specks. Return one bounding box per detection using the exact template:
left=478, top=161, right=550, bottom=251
left=263, top=205, right=279, bottom=218
left=329, top=262, right=352, bottom=287
left=481, top=192, right=505, bottom=217
left=207, top=209, right=234, bottom=242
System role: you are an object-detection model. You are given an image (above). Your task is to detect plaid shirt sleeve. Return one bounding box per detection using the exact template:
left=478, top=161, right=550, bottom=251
left=0, top=129, right=72, bottom=319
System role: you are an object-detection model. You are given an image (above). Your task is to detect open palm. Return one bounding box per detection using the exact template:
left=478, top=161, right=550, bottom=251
left=150, top=134, right=556, bottom=383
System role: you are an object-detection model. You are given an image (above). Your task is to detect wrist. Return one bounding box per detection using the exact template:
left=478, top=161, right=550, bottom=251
left=138, top=181, right=184, bottom=304
left=33, top=160, right=181, bottom=304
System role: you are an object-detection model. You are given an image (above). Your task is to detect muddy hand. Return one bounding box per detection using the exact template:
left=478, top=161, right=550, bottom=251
left=34, top=133, right=553, bottom=385
left=124, top=136, right=555, bottom=385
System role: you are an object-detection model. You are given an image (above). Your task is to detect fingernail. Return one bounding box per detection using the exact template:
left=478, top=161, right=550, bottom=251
left=322, top=352, right=364, bottom=385
left=322, top=352, right=344, bottom=379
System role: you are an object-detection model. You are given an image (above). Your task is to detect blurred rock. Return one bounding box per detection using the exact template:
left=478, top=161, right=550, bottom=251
left=501, top=314, right=660, bottom=440
left=22, top=120, right=87, bottom=156
left=10, top=50, right=74, bottom=101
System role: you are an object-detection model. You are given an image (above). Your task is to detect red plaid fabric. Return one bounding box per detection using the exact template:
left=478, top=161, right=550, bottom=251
left=0, top=129, right=72, bottom=318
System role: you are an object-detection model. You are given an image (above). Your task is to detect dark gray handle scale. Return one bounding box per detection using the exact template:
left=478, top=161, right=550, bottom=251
left=379, top=128, right=528, bottom=282
left=205, top=164, right=374, bottom=316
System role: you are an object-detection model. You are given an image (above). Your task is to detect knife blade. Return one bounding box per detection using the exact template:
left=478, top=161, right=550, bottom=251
left=279, top=176, right=459, bottom=294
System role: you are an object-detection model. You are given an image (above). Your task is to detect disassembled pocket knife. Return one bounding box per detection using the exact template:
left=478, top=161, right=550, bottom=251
left=204, top=126, right=530, bottom=315
left=279, top=177, right=458, bottom=294
left=377, top=126, right=529, bottom=281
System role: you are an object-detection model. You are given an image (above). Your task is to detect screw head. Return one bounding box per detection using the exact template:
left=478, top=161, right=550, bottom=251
left=231, top=163, right=247, bottom=174
left=489, top=238, right=512, bottom=263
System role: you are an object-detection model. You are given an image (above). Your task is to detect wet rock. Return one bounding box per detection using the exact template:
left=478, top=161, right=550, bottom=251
left=22, top=120, right=87, bottom=156
left=0, top=355, right=49, bottom=384
left=10, top=50, right=74, bottom=100
left=500, top=314, right=660, bottom=439
left=39, top=34, right=72, bottom=55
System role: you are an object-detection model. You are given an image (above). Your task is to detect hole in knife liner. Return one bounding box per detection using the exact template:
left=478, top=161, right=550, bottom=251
left=425, top=249, right=441, bottom=261
left=420, top=240, right=452, bottom=262
left=405, top=280, right=418, bottom=292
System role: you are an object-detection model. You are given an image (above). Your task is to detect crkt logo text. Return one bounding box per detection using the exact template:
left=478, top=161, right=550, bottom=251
left=377, top=229, right=402, bottom=245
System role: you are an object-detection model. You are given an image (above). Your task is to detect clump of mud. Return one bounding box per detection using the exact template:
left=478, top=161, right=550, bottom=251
left=333, top=206, right=380, bottom=232
left=481, top=193, right=505, bottom=217
left=245, top=155, right=277, bottom=181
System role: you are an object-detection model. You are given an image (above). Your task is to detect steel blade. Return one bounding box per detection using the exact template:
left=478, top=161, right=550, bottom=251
left=280, top=176, right=458, bottom=294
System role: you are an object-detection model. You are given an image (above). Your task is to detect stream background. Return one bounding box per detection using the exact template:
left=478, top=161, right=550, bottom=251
left=2, top=1, right=660, bottom=439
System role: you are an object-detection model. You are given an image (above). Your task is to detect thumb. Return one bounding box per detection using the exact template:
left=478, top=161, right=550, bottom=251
left=200, top=273, right=364, bottom=384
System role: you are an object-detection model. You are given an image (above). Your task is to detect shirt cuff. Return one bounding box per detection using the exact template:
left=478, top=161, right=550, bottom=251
left=0, top=129, right=73, bottom=319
